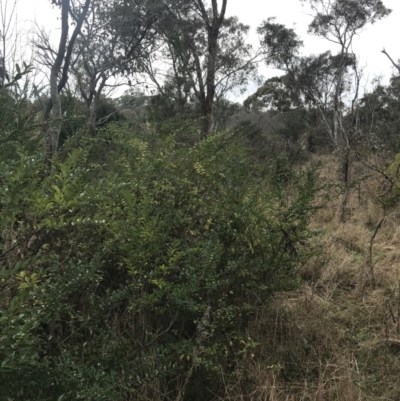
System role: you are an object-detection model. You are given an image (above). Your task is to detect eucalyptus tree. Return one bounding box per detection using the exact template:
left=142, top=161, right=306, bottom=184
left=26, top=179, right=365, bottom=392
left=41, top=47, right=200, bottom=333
left=303, top=0, right=390, bottom=219
left=303, top=0, right=391, bottom=146
left=244, top=76, right=301, bottom=113
left=36, top=0, right=158, bottom=152
left=257, top=0, right=390, bottom=221
left=257, top=20, right=352, bottom=147
left=258, top=0, right=391, bottom=148
left=70, top=0, right=157, bottom=129
left=145, top=0, right=259, bottom=134
left=36, top=0, right=91, bottom=158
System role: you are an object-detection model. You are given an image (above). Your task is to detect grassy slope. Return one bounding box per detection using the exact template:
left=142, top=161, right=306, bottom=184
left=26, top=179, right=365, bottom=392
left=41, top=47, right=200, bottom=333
left=229, top=155, right=400, bottom=401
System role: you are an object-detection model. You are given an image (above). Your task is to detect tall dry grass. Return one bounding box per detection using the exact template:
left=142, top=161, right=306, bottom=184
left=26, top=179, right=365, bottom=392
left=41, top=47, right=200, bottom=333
left=228, top=155, right=400, bottom=401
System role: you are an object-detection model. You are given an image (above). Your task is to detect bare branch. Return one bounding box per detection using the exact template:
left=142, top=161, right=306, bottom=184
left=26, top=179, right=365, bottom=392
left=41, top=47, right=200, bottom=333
left=382, top=48, right=400, bottom=74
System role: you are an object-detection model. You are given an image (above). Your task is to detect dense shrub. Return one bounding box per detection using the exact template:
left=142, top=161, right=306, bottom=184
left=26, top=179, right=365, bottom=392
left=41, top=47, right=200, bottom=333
left=0, top=118, right=318, bottom=400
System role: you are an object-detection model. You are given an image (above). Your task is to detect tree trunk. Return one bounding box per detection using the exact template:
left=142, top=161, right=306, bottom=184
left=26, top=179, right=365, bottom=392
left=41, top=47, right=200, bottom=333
left=86, top=75, right=107, bottom=130
left=48, top=71, right=63, bottom=155
left=43, top=0, right=91, bottom=159
left=44, top=0, right=69, bottom=159
left=197, top=0, right=227, bottom=136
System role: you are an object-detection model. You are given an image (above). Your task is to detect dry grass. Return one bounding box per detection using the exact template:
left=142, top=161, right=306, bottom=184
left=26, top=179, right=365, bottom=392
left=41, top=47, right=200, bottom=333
left=231, top=155, right=400, bottom=401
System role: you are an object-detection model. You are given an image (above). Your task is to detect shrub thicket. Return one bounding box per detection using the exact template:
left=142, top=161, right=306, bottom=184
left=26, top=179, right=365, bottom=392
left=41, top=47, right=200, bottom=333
left=0, top=93, right=318, bottom=400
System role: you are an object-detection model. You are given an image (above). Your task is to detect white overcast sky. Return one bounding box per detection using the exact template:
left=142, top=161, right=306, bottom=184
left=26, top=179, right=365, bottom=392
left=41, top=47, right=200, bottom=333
left=13, top=0, right=400, bottom=99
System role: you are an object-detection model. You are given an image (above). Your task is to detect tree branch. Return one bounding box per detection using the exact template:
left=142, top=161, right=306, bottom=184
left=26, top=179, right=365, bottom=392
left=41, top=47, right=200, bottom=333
left=382, top=48, right=400, bottom=73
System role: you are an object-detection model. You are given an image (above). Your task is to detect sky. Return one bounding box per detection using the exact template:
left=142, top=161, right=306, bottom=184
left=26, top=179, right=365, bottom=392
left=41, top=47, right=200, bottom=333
left=12, top=0, right=400, bottom=100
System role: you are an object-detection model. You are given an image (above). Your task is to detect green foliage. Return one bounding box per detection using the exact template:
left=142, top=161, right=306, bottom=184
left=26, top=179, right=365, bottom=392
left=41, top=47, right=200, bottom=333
left=358, top=76, right=400, bottom=153
left=258, top=18, right=303, bottom=69
left=96, top=99, right=126, bottom=126
left=0, top=86, right=41, bottom=160
left=306, top=0, right=391, bottom=40
left=377, top=153, right=400, bottom=209
left=1, top=62, right=34, bottom=90
left=0, top=118, right=318, bottom=399
left=244, top=76, right=300, bottom=112
left=58, top=90, right=86, bottom=147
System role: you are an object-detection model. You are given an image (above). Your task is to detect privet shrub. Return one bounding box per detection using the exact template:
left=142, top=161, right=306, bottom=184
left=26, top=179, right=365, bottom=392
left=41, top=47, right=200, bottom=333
left=0, top=121, right=318, bottom=400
